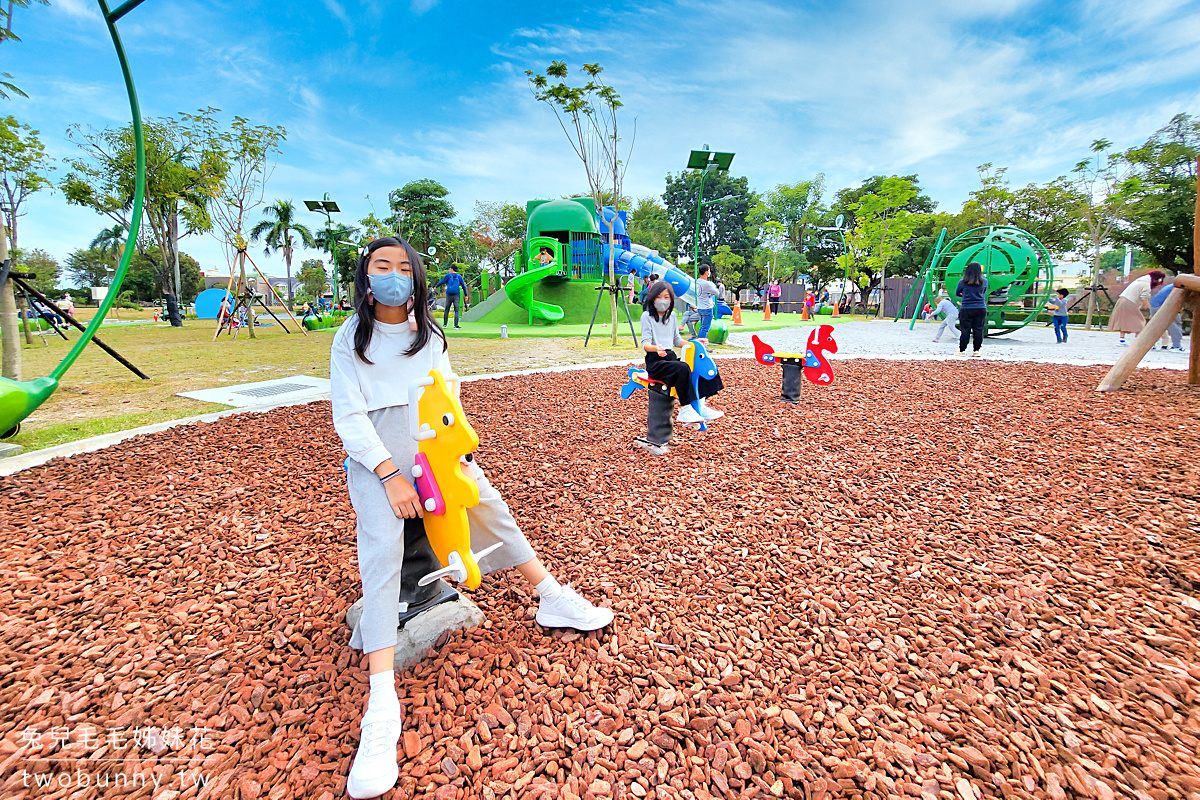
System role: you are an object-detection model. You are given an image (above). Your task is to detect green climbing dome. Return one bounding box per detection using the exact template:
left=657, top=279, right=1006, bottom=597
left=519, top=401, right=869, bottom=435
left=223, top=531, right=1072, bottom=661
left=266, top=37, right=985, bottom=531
left=927, top=225, right=1055, bottom=336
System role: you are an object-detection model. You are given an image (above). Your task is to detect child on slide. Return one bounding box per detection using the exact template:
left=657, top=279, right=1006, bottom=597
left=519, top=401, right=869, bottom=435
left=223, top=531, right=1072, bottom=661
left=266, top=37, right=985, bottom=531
left=330, top=236, right=613, bottom=799
left=640, top=279, right=724, bottom=424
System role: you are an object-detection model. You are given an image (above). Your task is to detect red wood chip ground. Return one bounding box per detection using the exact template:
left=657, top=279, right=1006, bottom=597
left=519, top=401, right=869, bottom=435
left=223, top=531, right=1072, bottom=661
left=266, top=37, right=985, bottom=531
left=2, top=360, right=1197, bottom=800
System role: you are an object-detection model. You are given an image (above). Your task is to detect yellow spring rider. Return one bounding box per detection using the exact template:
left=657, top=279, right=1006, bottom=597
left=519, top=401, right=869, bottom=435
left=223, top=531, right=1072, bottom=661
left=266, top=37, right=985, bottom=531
left=407, top=369, right=503, bottom=590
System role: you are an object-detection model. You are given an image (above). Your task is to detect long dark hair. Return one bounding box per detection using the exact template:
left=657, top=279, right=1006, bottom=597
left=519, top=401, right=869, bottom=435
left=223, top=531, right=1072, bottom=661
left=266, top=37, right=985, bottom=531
left=353, top=235, right=445, bottom=364
left=962, top=261, right=985, bottom=286
left=644, top=279, right=676, bottom=323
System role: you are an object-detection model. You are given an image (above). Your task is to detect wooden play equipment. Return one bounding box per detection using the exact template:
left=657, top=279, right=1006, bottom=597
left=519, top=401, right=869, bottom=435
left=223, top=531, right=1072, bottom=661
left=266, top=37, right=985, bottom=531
left=212, top=246, right=307, bottom=340
left=1098, top=165, right=1199, bottom=392
left=1098, top=273, right=1200, bottom=391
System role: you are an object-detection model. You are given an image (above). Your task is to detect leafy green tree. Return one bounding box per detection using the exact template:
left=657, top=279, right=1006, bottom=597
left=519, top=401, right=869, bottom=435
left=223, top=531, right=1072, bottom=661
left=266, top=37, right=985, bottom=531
left=387, top=179, right=455, bottom=253
left=13, top=247, right=58, bottom=294
left=832, top=174, right=934, bottom=230
left=315, top=222, right=360, bottom=295
left=663, top=170, right=757, bottom=266
left=527, top=60, right=634, bottom=344
left=204, top=116, right=287, bottom=337
left=63, top=110, right=226, bottom=300
left=626, top=197, right=678, bottom=256
left=1113, top=113, right=1198, bottom=273
left=0, top=1, right=49, bottom=99
left=358, top=209, right=394, bottom=241
left=711, top=245, right=744, bottom=288
left=250, top=199, right=314, bottom=308
left=0, top=116, right=53, bottom=249
left=960, top=163, right=1014, bottom=225
left=1098, top=247, right=1152, bottom=273
left=1072, top=139, right=1134, bottom=328
left=748, top=176, right=826, bottom=254
left=844, top=176, right=921, bottom=316
left=122, top=247, right=203, bottom=303
left=65, top=247, right=116, bottom=288
left=469, top=200, right=526, bottom=277
left=297, top=258, right=328, bottom=299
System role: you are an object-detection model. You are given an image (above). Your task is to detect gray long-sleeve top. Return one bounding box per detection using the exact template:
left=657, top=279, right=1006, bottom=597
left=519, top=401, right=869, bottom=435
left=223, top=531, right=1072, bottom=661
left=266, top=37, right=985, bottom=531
left=640, top=310, right=684, bottom=351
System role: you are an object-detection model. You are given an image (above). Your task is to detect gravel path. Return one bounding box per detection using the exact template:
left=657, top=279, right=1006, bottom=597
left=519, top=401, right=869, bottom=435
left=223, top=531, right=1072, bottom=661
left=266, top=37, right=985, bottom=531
left=732, top=320, right=1192, bottom=371
left=2, top=360, right=1197, bottom=800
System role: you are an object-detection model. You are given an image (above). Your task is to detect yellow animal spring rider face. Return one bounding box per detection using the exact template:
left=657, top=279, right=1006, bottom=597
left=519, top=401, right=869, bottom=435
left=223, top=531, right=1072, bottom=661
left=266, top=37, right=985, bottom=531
left=408, top=369, right=503, bottom=590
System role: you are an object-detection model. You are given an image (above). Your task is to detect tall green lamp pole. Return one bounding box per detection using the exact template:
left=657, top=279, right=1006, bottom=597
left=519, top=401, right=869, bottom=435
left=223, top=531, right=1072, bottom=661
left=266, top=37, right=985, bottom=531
left=305, top=193, right=341, bottom=304
left=686, top=146, right=735, bottom=281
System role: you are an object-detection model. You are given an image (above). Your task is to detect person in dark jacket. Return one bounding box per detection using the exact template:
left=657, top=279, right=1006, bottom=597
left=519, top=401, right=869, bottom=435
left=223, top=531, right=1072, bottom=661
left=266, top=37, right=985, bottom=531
left=434, top=264, right=466, bottom=329
left=955, top=261, right=988, bottom=356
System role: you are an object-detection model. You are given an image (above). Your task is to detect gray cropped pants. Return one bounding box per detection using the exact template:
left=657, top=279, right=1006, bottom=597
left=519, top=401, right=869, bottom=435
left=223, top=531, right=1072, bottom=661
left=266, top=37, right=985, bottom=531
left=346, top=405, right=537, bottom=653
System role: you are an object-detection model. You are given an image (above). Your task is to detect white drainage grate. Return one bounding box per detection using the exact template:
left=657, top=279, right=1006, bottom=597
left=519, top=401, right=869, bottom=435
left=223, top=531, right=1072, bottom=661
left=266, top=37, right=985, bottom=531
left=177, top=376, right=331, bottom=408
left=230, top=382, right=314, bottom=399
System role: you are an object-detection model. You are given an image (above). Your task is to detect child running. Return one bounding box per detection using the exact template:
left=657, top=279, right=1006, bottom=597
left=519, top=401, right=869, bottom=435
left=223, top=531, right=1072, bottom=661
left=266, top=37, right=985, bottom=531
left=330, top=237, right=613, bottom=799
left=640, top=279, right=724, bottom=424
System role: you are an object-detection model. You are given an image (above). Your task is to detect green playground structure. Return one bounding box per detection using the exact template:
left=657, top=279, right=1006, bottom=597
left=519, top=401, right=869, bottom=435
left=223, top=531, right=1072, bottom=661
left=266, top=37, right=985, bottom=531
left=471, top=196, right=701, bottom=328
left=899, top=225, right=1055, bottom=336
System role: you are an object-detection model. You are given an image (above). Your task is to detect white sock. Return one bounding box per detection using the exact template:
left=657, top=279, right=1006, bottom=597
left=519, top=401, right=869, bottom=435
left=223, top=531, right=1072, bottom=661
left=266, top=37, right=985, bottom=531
left=536, top=575, right=563, bottom=602
left=368, top=670, right=398, bottom=711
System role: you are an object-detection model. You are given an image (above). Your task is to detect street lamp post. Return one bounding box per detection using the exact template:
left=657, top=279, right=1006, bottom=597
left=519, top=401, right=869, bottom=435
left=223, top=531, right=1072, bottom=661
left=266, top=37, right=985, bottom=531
left=818, top=214, right=850, bottom=311
left=686, top=146, right=735, bottom=281
left=304, top=193, right=341, bottom=304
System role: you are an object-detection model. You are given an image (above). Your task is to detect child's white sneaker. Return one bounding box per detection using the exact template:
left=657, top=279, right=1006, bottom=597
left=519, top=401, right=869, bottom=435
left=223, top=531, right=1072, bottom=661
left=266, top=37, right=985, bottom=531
left=1118, top=339, right=1128, bottom=347
left=536, top=583, right=614, bottom=631
left=698, top=400, right=724, bottom=420
left=677, top=404, right=704, bottom=424
left=346, top=704, right=402, bottom=799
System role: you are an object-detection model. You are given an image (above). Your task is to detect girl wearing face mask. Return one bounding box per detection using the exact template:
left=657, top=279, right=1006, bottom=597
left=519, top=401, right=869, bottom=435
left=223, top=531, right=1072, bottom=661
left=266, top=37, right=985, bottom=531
left=330, top=237, right=613, bottom=799
left=640, top=279, right=724, bottom=425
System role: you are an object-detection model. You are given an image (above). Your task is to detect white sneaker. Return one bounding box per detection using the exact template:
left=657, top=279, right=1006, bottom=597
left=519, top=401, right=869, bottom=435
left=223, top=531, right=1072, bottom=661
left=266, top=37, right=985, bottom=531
left=969, top=350, right=979, bottom=358
left=698, top=400, right=724, bottom=420
left=1170, top=346, right=1186, bottom=352
left=677, top=404, right=704, bottom=424
left=1118, top=340, right=1128, bottom=347
left=536, top=583, right=614, bottom=631
left=346, top=704, right=402, bottom=799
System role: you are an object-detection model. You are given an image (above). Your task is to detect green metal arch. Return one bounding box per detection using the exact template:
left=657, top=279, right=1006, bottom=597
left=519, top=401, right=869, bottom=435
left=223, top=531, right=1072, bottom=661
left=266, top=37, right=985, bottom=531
left=0, top=0, right=148, bottom=438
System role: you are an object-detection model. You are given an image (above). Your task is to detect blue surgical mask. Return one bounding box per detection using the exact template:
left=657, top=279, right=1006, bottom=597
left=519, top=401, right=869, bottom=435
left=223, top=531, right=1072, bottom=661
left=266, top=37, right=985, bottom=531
left=368, top=271, right=414, bottom=307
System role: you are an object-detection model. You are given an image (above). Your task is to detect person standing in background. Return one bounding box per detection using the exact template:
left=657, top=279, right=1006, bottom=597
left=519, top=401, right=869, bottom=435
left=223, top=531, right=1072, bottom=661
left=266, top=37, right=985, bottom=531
left=1108, top=270, right=1165, bottom=346
left=695, top=265, right=718, bottom=340
left=1150, top=278, right=1185, bottom=351
left=1046, top=288, right=1071, bottom=344
left=955, top=261, right=988, bottom=357
left=768, top=279, right=782, bottom=315
left=435, top=264, right=465, bottom=329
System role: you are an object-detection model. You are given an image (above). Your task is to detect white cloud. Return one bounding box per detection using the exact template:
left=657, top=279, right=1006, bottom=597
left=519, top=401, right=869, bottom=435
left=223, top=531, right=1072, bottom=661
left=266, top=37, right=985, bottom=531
left=320, top=0, right=354, bottom=35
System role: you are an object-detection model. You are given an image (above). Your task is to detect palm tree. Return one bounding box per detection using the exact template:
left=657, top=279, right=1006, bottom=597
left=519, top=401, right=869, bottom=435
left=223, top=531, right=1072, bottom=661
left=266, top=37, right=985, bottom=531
left=250, top=200, right=315, bottom=308
left=90, top=224, right=126, bottom=270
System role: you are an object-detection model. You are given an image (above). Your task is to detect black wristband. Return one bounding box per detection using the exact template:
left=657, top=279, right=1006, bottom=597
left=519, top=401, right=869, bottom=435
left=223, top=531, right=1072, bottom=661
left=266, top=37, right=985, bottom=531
left=379, top=468, right=402, bottom=484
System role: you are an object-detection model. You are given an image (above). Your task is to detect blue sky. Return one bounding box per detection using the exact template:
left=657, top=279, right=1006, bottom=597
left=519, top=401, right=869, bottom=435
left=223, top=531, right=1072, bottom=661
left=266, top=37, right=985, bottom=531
left=8, top=0, right=1200, bottom=281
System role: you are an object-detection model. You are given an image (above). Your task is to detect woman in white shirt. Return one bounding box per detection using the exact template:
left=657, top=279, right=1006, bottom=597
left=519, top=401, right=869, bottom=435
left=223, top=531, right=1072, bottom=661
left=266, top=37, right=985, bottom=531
left=330, top=236, right=612, bottom=798
left=1108, top=270, right=1165, bottom=345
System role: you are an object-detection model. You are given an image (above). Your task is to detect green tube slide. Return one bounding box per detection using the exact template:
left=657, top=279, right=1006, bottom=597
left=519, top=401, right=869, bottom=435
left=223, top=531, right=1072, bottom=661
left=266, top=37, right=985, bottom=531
left=503, top=264, right=566, bottom=324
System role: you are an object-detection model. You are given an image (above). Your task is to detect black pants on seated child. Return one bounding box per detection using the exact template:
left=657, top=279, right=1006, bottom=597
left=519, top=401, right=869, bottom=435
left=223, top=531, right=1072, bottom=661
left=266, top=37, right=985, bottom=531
left=645, top=350, right=724, bottom=407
